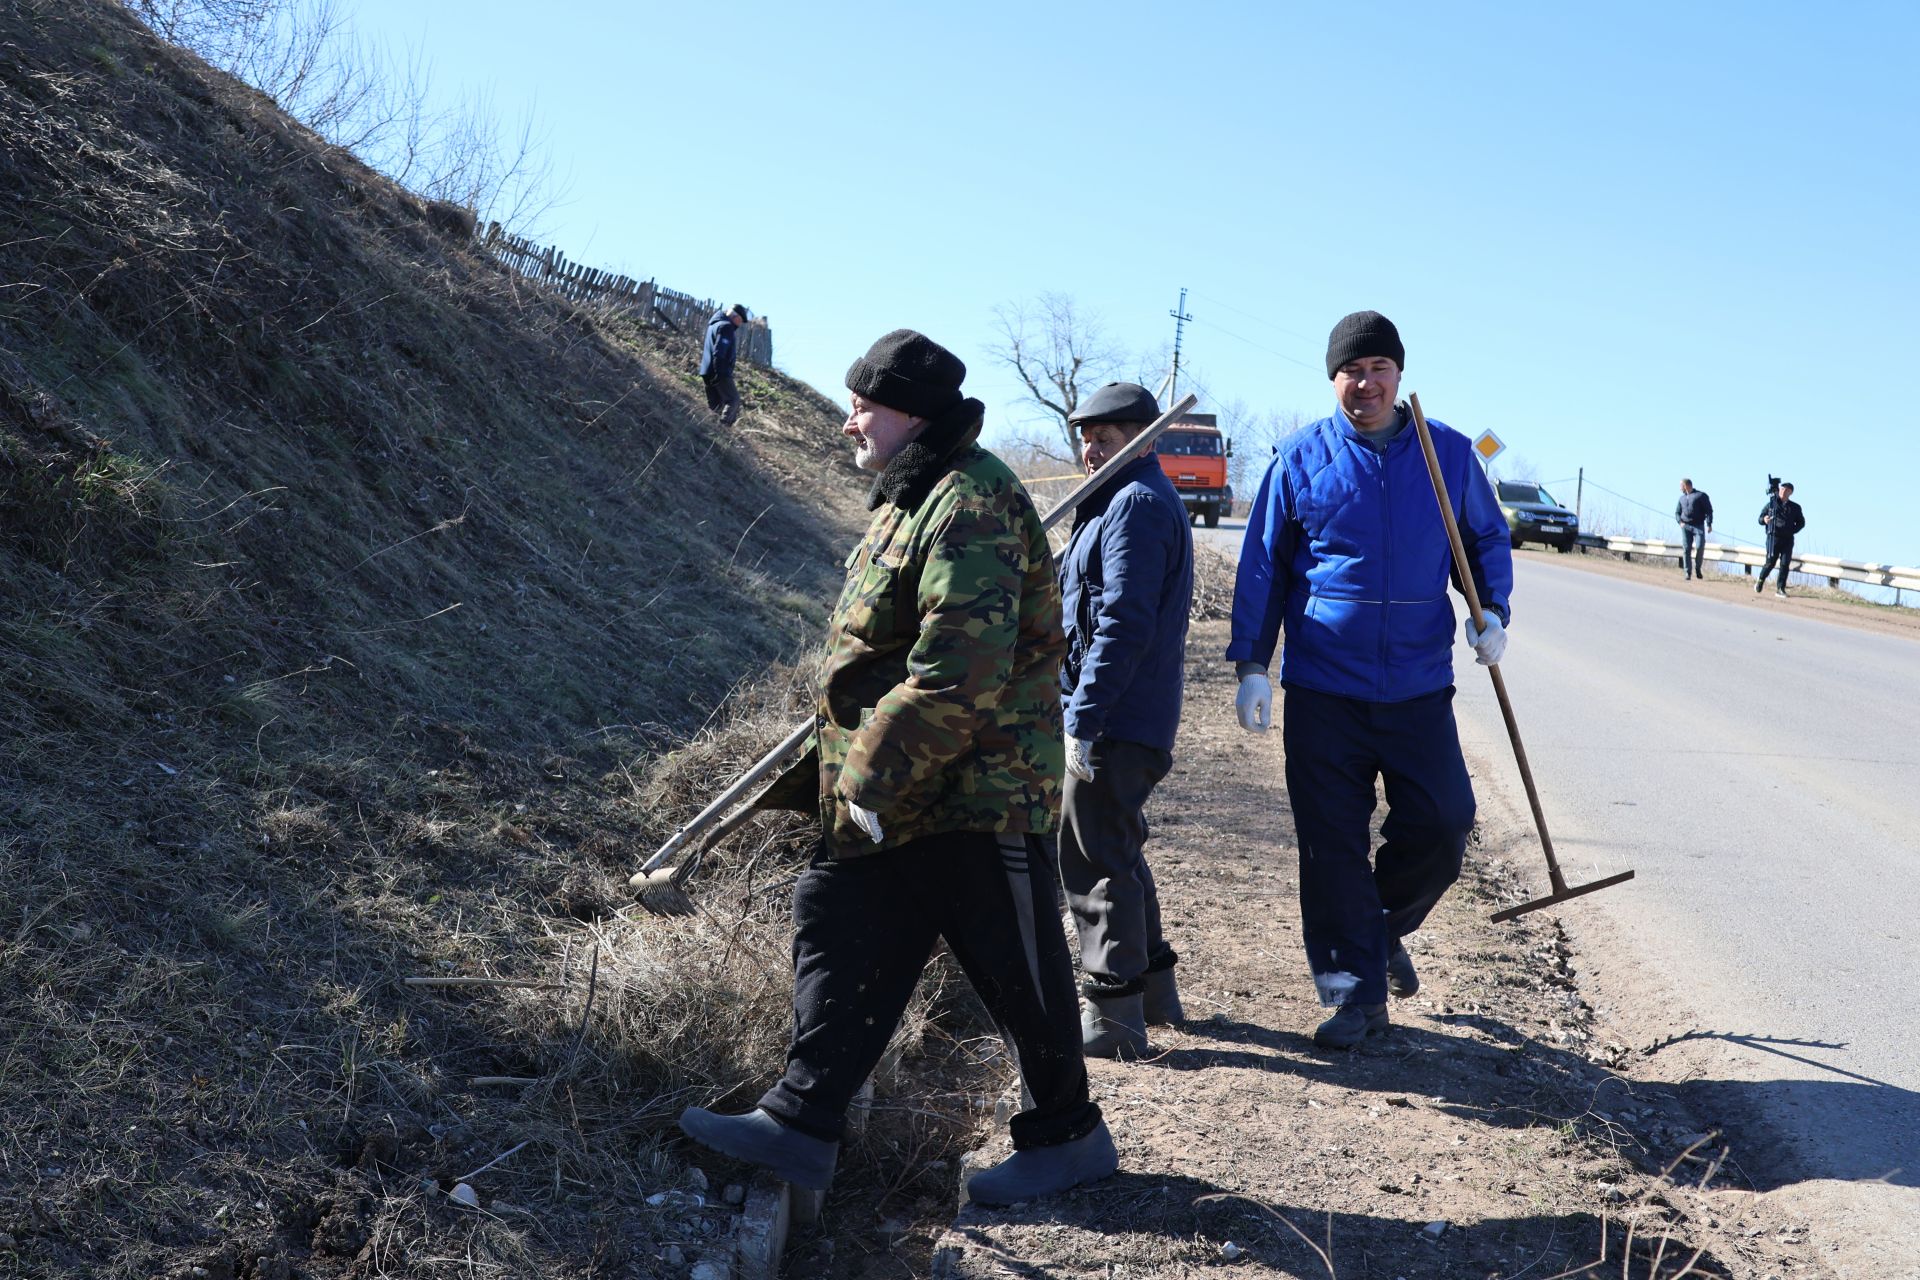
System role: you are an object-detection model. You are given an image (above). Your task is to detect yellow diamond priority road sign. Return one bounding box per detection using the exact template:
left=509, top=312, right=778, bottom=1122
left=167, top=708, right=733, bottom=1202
left=1473, top=430, right=1505, bottom=464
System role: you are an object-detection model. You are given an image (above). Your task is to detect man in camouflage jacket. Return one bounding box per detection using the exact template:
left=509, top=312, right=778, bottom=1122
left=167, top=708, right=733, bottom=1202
left=679, top=330, right=1117, bottom=1206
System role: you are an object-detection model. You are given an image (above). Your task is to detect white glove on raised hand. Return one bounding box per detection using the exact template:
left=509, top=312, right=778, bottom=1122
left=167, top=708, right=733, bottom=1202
left=1235, top=670, right=1273, bottom=733
left=1463, top=613, right=1508, bottom=666
left=1066, top=736, right=1096, bottom=783
left=848, top=801, right=885, bottom=844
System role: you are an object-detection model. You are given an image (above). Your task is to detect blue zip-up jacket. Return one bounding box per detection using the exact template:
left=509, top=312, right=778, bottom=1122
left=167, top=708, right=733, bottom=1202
left=1060, top=453, right=1193, bottom=750
left=698, top=310, right=737, bottom=378
left=1225, top=409, right=1511, bottom=703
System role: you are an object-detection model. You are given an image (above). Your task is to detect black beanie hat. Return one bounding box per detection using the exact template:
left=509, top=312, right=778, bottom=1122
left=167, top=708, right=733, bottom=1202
left=1325, top=311, right=1405, bottom=379
left=1069, top=381, right=1161, bottom=427
left=845, top=329, right=966, bottom=418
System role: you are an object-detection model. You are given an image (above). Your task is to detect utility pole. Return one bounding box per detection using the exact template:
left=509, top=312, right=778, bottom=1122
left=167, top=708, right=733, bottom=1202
left=1575, top=467, right=1584, bottom=526
left=1168, top=287, right=1192, bottom=407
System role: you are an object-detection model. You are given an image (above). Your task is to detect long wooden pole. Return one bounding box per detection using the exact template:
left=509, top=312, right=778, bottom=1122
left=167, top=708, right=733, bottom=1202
left=1406, top=394, right=1631, bottom=922
left=635, top=393, right=1200, bottom=879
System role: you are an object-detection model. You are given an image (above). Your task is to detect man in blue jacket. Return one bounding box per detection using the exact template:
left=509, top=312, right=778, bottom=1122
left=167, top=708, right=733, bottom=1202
left=1227, top=312, right=1512, bottom=1049
left=698, top=303, right=748, bottom=424
left=1057, top=382, right=1195, bottom=1058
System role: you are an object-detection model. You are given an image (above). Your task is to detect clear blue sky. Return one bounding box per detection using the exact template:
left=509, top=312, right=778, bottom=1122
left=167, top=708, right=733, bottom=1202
left=344, top=0, right=1920, bottom=568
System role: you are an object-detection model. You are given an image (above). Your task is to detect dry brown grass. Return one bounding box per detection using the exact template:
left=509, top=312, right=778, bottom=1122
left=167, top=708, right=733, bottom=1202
left=0, top=4, right=1003, bottom=1276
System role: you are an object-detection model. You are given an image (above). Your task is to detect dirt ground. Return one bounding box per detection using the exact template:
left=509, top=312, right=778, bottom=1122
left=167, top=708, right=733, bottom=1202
left=923, top=620, right=1825, bottom=1280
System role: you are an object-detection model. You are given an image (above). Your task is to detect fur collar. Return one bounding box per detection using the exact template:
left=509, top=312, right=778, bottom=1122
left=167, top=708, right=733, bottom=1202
left=867, top=397, right=986, bottom=512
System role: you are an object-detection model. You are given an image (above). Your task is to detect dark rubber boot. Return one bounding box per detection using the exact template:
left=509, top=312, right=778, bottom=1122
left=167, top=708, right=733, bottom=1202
left=1141, top=966, right=1185, bottom=1025
left=677, top=1106, right=837, bottom=1190
left=1081, top=986, right=1148, bottom=1060
left=1313, top=1003, right=1389, bottom=1049
left=1386, top=942, right=1419, bottom=998
left=967, top=1120, right=1119, bottom=1205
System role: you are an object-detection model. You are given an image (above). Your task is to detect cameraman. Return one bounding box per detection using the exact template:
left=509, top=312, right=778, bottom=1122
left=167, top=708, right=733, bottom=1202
left=1757, top=480, right=1806, bottom=598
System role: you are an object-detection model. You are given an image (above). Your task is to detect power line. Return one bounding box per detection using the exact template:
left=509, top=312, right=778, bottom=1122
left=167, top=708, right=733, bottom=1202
left=1577, top=476, right=1765, bottom=547
left=1185, top=314, right=1318, bottom=371
left=1190, top=291, right=1320, bottom=347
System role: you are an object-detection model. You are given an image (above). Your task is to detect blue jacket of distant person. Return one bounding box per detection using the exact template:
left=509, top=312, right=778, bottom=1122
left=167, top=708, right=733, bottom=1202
left=1226, top=408, right=1512, bottom=703
left=698, top=310, right=737, bottom=378
left=1060, top=453, right=1194, bottom=751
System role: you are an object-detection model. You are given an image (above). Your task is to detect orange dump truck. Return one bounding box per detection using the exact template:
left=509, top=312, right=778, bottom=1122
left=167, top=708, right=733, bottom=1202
left=1154, top=412, right=1233, bottom=527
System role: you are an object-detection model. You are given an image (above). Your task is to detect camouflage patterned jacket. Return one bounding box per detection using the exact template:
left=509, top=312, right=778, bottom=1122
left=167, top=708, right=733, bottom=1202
left=806, top=398, right=1066, bottom=858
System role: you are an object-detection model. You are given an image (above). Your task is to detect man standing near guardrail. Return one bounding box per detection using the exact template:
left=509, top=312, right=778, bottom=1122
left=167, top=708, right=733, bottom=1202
left=1226, top=311, right=1513, bottom=1049
left=1675, top=479, right=1714, bottom=581
left=1055, top=382, right=1195, bottom=1060
left=677, top=329, right=1117, bottom=1206
left=698, top=302, right=748, bottom=425
left=1757, top=480, right=1807, bottom=597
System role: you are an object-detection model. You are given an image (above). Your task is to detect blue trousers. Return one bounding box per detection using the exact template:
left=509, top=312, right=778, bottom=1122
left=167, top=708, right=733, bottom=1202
left=1680, top=525, right=1706, bottom=577
left=1282, top=684, right=1476, bottom=1007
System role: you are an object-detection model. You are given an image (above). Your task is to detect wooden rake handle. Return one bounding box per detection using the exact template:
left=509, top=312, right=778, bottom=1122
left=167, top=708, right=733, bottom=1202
left=1406, top=393, right=1573, bottom=897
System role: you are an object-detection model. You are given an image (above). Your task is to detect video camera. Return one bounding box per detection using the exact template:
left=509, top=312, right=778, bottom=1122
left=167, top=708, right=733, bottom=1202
left=1765, top=473, right=1781, bottom=497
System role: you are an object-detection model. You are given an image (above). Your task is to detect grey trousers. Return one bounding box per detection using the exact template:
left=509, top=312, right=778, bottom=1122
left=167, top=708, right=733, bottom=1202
left=1055, top=739, right=1174, bottom=985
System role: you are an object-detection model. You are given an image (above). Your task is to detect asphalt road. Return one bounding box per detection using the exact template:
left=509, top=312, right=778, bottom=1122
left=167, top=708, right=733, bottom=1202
left=1448, top=554, right=1920, bottom=1273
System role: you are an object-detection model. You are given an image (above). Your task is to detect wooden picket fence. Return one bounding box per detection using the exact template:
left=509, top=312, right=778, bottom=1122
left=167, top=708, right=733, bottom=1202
left=477, top=222, right=773, bottom=368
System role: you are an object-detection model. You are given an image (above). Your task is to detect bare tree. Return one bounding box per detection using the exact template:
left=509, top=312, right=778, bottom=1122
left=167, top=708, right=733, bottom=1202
left=124, top=0, right=562, bottom=233
left=986, top=293, right=1126, bottom=459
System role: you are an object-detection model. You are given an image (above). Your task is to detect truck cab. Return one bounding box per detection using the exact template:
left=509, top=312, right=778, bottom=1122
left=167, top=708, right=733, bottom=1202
left=1154, top=413, right=1233, bottom=527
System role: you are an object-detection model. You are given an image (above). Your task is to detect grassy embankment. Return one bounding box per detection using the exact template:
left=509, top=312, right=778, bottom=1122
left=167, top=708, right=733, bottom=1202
left=0, top=4, right=1007, bottom=1274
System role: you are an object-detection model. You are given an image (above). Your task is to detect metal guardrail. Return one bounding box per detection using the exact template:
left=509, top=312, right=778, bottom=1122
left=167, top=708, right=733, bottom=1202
left=1574, top=534, right=1920, bottom=593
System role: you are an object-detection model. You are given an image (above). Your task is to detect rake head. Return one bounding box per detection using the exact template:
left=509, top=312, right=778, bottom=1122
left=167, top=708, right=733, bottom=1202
left=628, top=864, right=697, bottom=917
left=1490, top=869, right=1635, bottom=924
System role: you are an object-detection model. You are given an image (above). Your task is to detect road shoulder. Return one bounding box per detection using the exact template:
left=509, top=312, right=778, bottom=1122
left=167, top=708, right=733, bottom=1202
left=933, top=620, right=1821, bottom=1279
left=1515, top=545, right=1920, bottom=643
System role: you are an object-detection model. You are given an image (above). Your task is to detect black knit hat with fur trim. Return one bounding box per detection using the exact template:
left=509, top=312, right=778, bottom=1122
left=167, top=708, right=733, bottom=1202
left=1325, top=311, right=1405, bottom=379
left=845, top=329, right=966, bottom=417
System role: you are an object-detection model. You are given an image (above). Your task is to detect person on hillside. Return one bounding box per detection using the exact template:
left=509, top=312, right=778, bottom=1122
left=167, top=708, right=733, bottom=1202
left=1675, top=478, right=1714, bottom=581
left=698, top=303, right=748, bottom=425
left=1757, top=480, right=1806, bottom=598
left=1226, top=311, right=1513, bottom=1050
left=677, top=329, right=1116, bottom=1205
left=1055, top=382, right=1194, bottom=1060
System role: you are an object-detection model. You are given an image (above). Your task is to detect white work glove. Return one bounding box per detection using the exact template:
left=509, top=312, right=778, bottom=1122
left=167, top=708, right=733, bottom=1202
left=1235, top=670, right=1273, bottom=733
left=848, top=801, right=885, bottom=844
left=1066, top=736, right=1096, bottom=783
left=1463, top=613, right=1508, bottom=666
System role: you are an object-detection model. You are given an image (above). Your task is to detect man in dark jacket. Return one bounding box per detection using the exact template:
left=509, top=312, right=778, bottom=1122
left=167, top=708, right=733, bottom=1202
left=1228, top=311, right=1513, bottom=1049
left=1055, top=382, right=1194, bottom=1059
left=678, top=330, right=1115, bottom=1207
left=698, top=303, right=748, bottom=424
left=1675, top=479, right=1714, bottom=581
left=1757, top=481, right=1806, bottom=597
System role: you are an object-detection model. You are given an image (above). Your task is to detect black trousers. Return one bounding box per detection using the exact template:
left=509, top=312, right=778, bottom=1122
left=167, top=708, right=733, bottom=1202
left=1282, top=684, right=1475, bottom=1007
left=703, top=370, right=740, bottom=424
left=758, top=830, right=1099, bottom=1150
left=1760, top=534, right=1795, bottom=589
left=1056, top=739, right=1174, bottom=985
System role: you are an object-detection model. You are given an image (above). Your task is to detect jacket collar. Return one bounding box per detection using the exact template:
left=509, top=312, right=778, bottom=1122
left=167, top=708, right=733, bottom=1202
left=1333, top=402, right=1411, bottom=450
left=1074, top=452, right=1161, bottom=527
left=868, top=397, right=986, bottom=511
